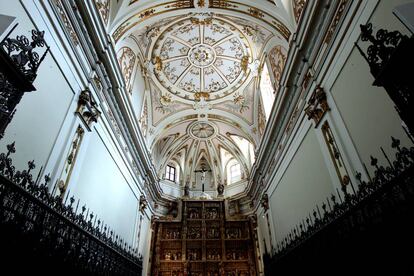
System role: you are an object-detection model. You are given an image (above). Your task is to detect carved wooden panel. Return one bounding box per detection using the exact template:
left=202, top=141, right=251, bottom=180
left=150, top=200, right=259, bottom=275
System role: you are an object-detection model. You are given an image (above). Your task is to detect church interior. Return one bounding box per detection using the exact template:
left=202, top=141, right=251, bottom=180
left=0, top=0, right=413, bottom=275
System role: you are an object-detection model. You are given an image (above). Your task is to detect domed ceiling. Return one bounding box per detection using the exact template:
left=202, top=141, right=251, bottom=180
left=152, top=17, right=251, bottom=101
left=104, top=0, right=296, bottom=197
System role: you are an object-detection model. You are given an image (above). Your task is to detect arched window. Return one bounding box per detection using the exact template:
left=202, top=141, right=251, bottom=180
left=260, top=62, right=275, bottom=118
left=165, top=165, right=176, bottom=182
left=230, top=135, right=255, bottom=166
left=229, top=163, right=241, bottom=184
left=226, top=158, right=242, bottom=185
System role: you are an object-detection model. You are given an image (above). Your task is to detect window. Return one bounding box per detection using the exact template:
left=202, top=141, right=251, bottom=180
left=260, top=63, right=275, bottom=118
left=165, top=165, right=176, bottom=182
left=230, top=163, right=241, bottom=183
left=230, top=135, right=255, bottom=166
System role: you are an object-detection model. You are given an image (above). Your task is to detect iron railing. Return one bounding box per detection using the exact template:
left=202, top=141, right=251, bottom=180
left=0, top=142, right=143, bottom=275
left=356, top=23, right=414, bottom=137
left=264, top=137, right=414, bottom=275
left=0, top=27, right=49, bottom=137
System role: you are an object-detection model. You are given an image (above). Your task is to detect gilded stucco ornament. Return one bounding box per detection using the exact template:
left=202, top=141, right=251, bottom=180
left=139, top=195, right=148, bottom=212
left=261, top=193, right=269, bottom=211
left=76, top=89, right=101, bottom=130
left=304, top=86, right=330, bottom=127
left=151, top=17, right=252, bottom=102
left=122, top=3, right=292, bottom=203
left=249, top=59, right=261, bottom=77
left=193, top=96, right=212, bottom=110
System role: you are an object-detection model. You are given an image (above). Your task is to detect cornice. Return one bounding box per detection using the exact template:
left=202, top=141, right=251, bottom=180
left=110, top=0, right=293, bottom=43
left=57, top=0, right=355, bottom=217
left=238, top=0, right=355, bottom=214
left=72, top=0, right=172, bottom=215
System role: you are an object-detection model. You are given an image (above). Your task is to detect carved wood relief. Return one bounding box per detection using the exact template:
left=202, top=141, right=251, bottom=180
left=150, top=200, right=259, bottom=275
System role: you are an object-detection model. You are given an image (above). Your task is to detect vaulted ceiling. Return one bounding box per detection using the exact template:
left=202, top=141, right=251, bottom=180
left=94, top=0, right=303, bottom=195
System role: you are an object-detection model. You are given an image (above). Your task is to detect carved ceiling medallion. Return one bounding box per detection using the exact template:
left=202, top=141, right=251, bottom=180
left=188, top=44, right=216, bottom=67
left=189, top=121, right=217, bottom=140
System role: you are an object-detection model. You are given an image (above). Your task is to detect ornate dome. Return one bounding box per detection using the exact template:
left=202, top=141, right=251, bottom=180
left=152, top=17, right=252, bottom=101
left=109, top=0, right=294, bottom=199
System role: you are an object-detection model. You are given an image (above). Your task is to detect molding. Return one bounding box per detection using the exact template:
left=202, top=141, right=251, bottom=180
left=242, top=0, right=367, bottom=213
left=243, top=0, right=334, bottom=209
left=67, top=0, right=173, bottom=215
left=45, top=0, right=380, bottom=219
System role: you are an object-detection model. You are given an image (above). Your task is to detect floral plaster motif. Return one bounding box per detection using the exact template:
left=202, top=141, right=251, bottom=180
left=53, top=0, right=79, bottom=45
left=139, top=99, right=149, bottom=137
left=95, top=0, right=110, bottom=25
left=152, top=17, right=251, bottom=101
left=258, top=100, right=267, bottom=136
left=268, top=45, right=287, bottom=92
left=293, top=0, right=307, bottom=23
left=117, top=47, right=136, bottom=94
left=219, top=15, right=273, bottom=46
left=133, top=16, right=181, bottom=56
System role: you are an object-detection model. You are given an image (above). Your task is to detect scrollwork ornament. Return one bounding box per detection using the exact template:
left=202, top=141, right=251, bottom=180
left=359, top=23, right=408, bottom=75
left=1, top=30, right=49, bottom=82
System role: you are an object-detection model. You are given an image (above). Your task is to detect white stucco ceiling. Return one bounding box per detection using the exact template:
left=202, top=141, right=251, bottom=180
left=104, top=0, right=295, bottom=197
left=152, top=17, right=251, bottom=102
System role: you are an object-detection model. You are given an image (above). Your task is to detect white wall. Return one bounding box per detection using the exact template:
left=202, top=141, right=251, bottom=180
left=0, top=0, right=146, bottom=245
left=129, top=63, right=146, bottom=119
left=224, top=180, right=247, bottom=197
left=160, top=180, right=182, bottom=198
left=330, top=0, right=413, bottom=175
left=141, top=217, right=152, bottom=276
left=394, top=2, right=414, bottom=33
left=269, top=129, right=334, bottom=243
left=257, top=0, right=414, bottom=253
left=0, top=13, right=16, bottom=40
left=0, top=1, right=74, bottom=176
left=67, top=129, right=139, bottom=243
left=0, top=0, right=152, bottom=270
left=257, top=209, right=272, bottom=255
